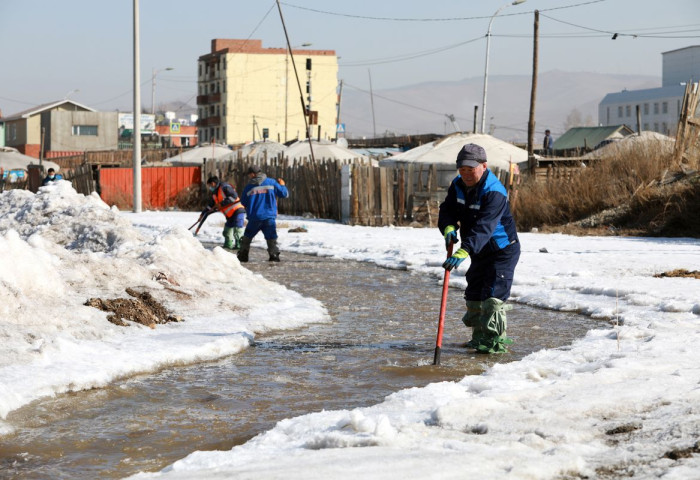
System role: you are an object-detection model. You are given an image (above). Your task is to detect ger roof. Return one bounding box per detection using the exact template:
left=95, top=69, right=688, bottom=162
left=599, top=85, right=686, bottom=105
left=0, top=100, right=95, bottom=121
left=552, top=125, right=635, bottom=150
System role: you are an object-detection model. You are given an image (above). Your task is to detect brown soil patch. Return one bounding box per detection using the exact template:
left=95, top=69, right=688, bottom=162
left=85, top=287, right=183, bottom=328
left=654, top=269, right=700, bottom=279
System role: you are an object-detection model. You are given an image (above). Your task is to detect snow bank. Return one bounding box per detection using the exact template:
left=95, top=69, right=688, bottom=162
left=0, top=182, right=327, bottom=431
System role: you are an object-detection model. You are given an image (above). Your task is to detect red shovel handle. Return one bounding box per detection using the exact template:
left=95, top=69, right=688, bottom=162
left=433, top=242, right=454, bottom=365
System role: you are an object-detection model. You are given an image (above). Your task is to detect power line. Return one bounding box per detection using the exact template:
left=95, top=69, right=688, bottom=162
left=280, top=0, right=606, bottom=22
left=344, top=82, right=471, bottom=122
left=340, top=36, right=482, bottom=67
left=540, top=13, right=700, bottom=38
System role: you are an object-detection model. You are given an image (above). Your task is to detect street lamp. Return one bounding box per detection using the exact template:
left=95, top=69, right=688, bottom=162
left=480, top=0, right=526, bottom=134
left=285, top=43, right=311, bottom=142
left=151, top=67, right=174, bottom=114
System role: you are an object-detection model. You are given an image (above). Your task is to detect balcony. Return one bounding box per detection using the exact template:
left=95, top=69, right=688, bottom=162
left=196, top=116, right=221, bottom=127
left=196, top=93, right=221, bottom=105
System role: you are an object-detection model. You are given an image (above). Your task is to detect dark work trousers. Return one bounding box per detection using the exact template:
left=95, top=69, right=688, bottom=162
left=464, top=241, right=520, bottom=302
left=243, top=218, right=278, bottom=240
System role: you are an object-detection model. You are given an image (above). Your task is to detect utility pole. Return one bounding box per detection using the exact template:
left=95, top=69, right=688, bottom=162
left=133, top=0, right=142, bottom=213
left=368, top=69, right=377, bottom=138
left=527, top=9, right=539, bottom=172
left=473, top=106, right=478, bottom=134
left=335, top=79, right=344, bottom=141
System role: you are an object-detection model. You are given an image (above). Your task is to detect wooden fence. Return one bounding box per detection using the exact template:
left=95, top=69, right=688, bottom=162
left=200, top=157, right=519, bottom=227
left=8, top=148, right=521, bottom=228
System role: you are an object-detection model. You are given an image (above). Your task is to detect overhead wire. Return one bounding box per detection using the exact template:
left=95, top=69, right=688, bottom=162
left=279, top=0, right=607, bottom=22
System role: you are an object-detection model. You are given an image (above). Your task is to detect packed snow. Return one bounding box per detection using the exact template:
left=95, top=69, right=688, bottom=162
left=2, top=181, right=699, bottom=479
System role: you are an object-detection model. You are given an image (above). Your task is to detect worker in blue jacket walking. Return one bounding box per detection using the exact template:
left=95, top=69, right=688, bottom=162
left=237, top=164, right=289, bottom=263
left=438, top=143, right=520, bottom=354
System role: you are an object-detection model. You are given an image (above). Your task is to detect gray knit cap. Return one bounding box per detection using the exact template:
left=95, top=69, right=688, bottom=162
left=456, top=143, right=487, bottom=168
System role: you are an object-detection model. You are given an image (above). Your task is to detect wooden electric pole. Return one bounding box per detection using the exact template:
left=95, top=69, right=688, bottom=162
left=527, top=10, right=539, bottom=172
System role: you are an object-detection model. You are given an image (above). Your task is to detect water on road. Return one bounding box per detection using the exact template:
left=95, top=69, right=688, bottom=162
left=0, top=248, right=599, bottom=479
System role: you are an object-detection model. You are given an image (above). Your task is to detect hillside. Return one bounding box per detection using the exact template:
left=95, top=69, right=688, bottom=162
left=341, top=70, right=659, bottom=143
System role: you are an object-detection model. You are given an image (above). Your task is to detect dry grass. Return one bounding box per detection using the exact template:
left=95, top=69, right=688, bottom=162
left=513, top=141, right=680, bottom=234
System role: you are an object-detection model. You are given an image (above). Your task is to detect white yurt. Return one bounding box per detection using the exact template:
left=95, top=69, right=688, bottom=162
left=238, top=140, right=286, bottom=161
left=284, top=139, right=370, bottom=163
left=165, top=143, right=234, bottom=164
left=379, top=132, right=533, bottom=171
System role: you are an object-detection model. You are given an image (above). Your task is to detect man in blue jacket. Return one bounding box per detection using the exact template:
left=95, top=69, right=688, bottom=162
left=237, top=164, right=289, bottom=263
left=42, top=168, right=63, bottom=186
left=438, top=143, right=520, bottom=354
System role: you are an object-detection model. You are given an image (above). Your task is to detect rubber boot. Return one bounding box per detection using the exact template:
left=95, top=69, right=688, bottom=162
left=237, top=236, right=252, bottom=263
left=462, top=300, right=485, bottom=349
left=267, top=238, right=280, bottom=262
left=475, top=297, right=513, bottom=354
left=223, top=227, right=235, bottom=249
left=233, top=227, right=244, bottom=250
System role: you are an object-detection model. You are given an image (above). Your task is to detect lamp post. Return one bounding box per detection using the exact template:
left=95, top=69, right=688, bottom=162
left=285, top=43, right=311, bottom=142
left=480, top=0, right=526, bottom=134
left=151, top=67, right=174, bottom=115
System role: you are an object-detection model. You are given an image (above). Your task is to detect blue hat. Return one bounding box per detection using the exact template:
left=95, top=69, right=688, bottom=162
left=456, top=143, right=487, bottom=168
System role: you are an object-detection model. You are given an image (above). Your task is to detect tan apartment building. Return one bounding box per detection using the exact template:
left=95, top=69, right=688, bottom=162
left=197, top=39, right=338, bottom=145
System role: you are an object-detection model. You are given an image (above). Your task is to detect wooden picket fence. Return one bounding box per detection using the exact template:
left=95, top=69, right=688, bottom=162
left=201, top=156, right=518, bottom=227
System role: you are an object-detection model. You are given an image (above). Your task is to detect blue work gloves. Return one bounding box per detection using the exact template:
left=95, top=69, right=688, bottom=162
left=443, top=225, right=458, bottom=248
left=442, top=248, right=469, bottom=271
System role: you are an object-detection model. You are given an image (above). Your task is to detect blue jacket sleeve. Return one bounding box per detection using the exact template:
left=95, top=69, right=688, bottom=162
left=275, top=181, right=289, bottom=198
left=438, top=181, right=459, bottom=235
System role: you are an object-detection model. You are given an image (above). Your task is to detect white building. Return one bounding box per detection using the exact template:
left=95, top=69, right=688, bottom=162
left=598, top=45, right=699, bottom=136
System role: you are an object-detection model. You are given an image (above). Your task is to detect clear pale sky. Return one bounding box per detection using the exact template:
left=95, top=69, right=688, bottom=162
left=1, top=0, right=698, bottom=117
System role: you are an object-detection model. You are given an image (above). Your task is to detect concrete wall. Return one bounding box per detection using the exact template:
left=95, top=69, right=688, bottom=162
left=663, top=46, right=700, bottom=87
left=49, top=111, right=119, bottom=151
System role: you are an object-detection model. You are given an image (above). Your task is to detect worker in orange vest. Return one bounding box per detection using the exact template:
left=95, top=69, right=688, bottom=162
left=204, top=175, right=246, bottom=249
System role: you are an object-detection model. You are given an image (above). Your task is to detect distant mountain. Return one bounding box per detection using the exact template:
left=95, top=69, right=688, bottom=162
left=340, top=70, right=660, bottom=143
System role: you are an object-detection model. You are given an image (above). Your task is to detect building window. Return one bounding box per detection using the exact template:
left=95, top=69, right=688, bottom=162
left=643, top=123, right=649, bottom=130
left=198, top=63, right=202, bottom=77
left=625, top=105, right=631, bottom=117
left=662, top=122, right=668, bottom=134
left=618, top=106, right=623, bottom=117
left=654, top=103, right=659, bottom=114
left=644, top=103, right=649, bottom=115
left=223, top=80, right=226, bottom=93
left=72, top=125, right=98, bottom=136
left=9, top=124, right=17, bottom=140
left=654, top=122, right=659, bottom=132
left=662, top=102, right=668, bottom=114
left=222, top=126, right=226, bottom=140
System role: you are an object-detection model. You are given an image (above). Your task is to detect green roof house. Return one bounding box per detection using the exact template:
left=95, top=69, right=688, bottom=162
left=552, top=125, right=635, bottom=155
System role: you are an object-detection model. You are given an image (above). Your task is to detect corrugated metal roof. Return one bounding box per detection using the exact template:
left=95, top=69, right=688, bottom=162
left=0, top=100, right=95, bottom=121
left=552, top=125, right=635, bottom=150
left=600, top=85, right=686, bottom=104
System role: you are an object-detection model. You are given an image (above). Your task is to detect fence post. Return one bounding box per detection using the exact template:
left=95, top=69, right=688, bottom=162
left=341, top=163, right=352, bottom=224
